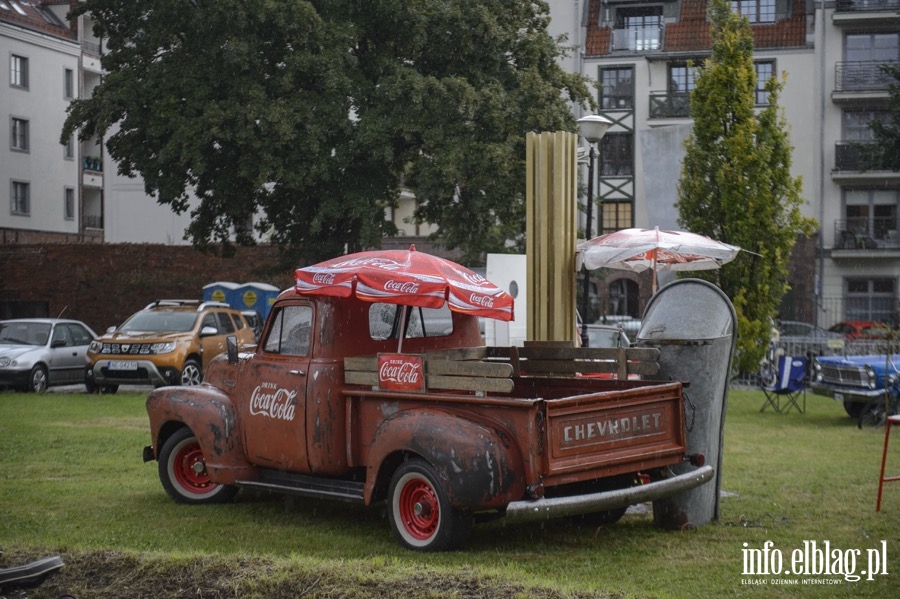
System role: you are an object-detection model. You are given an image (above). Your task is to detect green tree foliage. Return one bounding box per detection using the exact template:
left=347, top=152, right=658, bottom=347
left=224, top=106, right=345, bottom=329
left=861, top=63, right=900, bottom=170
left=675, top=0, right=816, bottom=374
left=61, top=0, right=593, bottom=264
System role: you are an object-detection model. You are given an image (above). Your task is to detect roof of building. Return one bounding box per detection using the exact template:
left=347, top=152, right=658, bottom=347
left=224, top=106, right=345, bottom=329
left=0, top=0, right=74, bottom=41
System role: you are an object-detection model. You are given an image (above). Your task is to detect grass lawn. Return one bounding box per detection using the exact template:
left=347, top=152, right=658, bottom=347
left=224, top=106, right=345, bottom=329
left=0, top=387, right=898, bottom=598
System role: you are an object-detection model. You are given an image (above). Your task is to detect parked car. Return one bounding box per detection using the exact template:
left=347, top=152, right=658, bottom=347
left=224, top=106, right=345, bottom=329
left=597, top=315, right=642, bottom=338
left=811, top=353, right=900, bottom=426
left=584, top=323, right=630, bottom=349
left=85, top=300, right=255, bottom=393
left=827, top=320, right=890, bottom=340
left=0, top=318, right=97, bottom=392
left=241, top=310, right=264, bottom=342
left=775, top=320, right=844, bottom=356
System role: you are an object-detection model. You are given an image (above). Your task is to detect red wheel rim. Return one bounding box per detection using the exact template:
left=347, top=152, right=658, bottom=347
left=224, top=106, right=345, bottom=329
left=398, top=475, right=440, bottom=540
left=173, top=440, right=214, bottom=494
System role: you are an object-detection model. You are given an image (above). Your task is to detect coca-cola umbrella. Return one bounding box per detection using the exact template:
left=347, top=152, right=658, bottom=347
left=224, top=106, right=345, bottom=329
left=294, top=245, right=514, bottom=351
left=577, top=227, right=741, bottom=293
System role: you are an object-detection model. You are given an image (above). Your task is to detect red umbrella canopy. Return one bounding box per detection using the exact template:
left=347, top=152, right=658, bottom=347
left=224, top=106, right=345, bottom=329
left=294, top=245, right=514, bottom=321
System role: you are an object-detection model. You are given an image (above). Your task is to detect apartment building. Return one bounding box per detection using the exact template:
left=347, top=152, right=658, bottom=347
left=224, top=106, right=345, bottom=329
left=1, top=0, right=81, bottom=241
left=548, top=0, right=900, bottom=326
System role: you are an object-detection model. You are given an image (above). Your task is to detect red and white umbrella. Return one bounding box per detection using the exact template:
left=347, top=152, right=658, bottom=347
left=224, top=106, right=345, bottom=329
left=577, top=227, right=741, bottom=292
left=295, top=245, right=513, bottom=349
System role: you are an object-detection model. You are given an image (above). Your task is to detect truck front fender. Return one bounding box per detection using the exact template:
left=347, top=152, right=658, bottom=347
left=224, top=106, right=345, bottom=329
left=366, top=408, right=525, bottom=510
left=145, top=386, right=255, bottom=485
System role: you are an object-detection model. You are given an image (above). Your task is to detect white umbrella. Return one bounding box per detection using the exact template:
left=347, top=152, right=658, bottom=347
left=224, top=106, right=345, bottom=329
left=577, top=226, right=741, bottom=292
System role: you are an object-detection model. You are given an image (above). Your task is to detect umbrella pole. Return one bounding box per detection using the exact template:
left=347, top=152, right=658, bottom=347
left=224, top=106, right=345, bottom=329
left=397, top=305, right=408, bottom=353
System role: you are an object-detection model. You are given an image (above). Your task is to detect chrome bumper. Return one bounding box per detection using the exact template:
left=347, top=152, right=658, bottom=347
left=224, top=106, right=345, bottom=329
left=504, top=465, right=715, bottom=523
left=809, top=382, right=883, bottom=402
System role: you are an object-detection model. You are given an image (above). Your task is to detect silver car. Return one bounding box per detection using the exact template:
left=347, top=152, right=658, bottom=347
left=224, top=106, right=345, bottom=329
left=0, top=319, right=97, bottom=392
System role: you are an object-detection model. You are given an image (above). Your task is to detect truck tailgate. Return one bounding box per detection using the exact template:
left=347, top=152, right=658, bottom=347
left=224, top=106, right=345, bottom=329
left=543, top=381, right=685, bottom=483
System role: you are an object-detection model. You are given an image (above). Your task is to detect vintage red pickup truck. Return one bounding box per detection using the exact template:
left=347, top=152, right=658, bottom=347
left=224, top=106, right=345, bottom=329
left=142, top=289, right=715, bottom=551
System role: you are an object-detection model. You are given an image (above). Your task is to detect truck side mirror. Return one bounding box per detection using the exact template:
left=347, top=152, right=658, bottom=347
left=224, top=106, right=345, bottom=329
left=226, top=335, right=238, bottom=364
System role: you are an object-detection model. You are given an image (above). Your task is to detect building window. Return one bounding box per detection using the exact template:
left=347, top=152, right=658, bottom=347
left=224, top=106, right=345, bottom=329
left=754, top=60, right=775, bottom=105
left=599, top=66, right=634, bottom=110
left=669, top=63, right=699, bottom=94
left=846, top=33, right=900, bottom=63
left=64, top=68, right=74, bottom=99
left=10, top=54, right=28, bottom=88
left=731, top=0, right=776, bottom=24
left=844, top=188, right=899, bottom=242
left=11, top=181, right=29, bottom=215
left=64, top=187, right=75, bottom=220
left=600, top=201, right=634, bottom=236
left=64, top=135, right=74, bottom=159
left=843, top=110, right=890, bottom=142
left=845, top=278, right=897, bottom=324
left=613, top=7, right=663, bottom=52
left=10, top=117, right=28, bottom=152
left=600, top=133, right=634, bottom=177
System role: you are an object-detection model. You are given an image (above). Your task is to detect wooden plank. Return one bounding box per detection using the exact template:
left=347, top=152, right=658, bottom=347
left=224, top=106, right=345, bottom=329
left=524, top=340, right=576, bottom=348
left=426, top=360, right=514, bottom=378
left=424, top=347, right=488, bottom=362
left=344, top=356, right=376, bottom=371
left=345, top=371, right=378, bottom=386
left=345, top=370, right=513, bottom=394
left=517, top=346, right=658, bottom=362
left=427, top=374, right=515, bottom=394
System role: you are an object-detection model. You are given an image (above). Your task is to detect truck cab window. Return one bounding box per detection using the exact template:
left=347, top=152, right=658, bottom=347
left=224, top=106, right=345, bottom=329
left=368, top=303, right=453, bottom=341
left=264, top=305, right=312, bottom=356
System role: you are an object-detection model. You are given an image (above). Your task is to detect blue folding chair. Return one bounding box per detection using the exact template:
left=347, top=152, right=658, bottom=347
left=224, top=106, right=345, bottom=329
left=760, top=355, right=807, bottom=414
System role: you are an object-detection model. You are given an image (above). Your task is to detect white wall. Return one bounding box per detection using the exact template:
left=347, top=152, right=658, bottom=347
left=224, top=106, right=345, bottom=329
left=1, top=24, right=80, bottom=233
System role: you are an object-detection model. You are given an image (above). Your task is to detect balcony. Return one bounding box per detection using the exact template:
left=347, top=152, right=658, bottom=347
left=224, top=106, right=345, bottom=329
left=834, top=0, right=900, bottom=26
left=648, top=92, right=690, bottom=120
left=611, top=25, right=664, bottom=54
left=833, top=218, right=900, bottom=255
left=833, top=141, right=900, bottom=184
left=82, top=215, right=104, bottom=230
left=833, top=61, right=896, bottom=102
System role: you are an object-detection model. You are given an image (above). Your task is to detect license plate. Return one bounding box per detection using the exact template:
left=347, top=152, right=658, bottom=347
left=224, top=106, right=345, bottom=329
left=107, top=360, right=138, bottom=371
left=834, top=392, right=844, bottom=402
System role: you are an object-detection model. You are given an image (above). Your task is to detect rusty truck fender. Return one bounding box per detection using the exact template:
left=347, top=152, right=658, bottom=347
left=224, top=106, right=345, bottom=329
left=363, top=407, right=527, bottom=510
left=144, top=386, right=256, bottom=484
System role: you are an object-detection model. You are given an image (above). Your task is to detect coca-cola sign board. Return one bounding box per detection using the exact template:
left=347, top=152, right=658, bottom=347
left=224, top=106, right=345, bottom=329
left=378, top=353, right=425, bottom=392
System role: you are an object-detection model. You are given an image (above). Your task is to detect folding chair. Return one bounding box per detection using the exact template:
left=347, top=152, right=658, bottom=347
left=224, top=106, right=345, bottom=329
left=760, top=355, right=807, bottom=414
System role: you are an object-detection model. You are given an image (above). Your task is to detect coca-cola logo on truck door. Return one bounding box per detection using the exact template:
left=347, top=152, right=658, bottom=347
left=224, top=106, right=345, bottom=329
left=378, top=353, right=425, bottom=392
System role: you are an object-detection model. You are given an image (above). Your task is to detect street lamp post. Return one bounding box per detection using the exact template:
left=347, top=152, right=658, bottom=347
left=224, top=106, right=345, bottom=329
left=577, top=115, right=613, bottom=347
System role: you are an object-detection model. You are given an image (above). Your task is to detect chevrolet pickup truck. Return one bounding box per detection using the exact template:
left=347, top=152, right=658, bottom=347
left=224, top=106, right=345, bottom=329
left=142, top=290, right=714, bottom=551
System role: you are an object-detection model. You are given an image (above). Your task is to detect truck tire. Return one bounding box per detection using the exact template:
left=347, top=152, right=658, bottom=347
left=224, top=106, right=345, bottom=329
left=158, top=427, right=237, bottom=504
left=388, top=458, right=471, bottom=552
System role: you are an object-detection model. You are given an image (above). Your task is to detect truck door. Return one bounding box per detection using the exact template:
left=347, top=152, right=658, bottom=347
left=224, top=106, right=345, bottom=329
left=238, top=302, right=313, bottom=472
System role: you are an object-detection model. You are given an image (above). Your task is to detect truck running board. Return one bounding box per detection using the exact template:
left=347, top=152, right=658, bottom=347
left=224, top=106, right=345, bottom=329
left=504, top=465, right=715, bottom=523
left=237, top=470, right=366, bottom=504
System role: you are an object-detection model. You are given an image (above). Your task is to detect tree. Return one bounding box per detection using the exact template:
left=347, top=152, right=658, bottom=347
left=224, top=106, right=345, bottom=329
left=61, top=0, right=593, bottom=265
left=675, top=0, right=817, bottom=374
left=860, top=63, right=900, bottom=170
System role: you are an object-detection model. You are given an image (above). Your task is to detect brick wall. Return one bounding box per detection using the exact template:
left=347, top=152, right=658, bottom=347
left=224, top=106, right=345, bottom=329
left=0, top=243, right=294, bottom=334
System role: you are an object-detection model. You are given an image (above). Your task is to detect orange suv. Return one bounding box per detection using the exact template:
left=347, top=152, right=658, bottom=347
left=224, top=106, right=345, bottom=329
left=85, top=300, right=255, bottom=393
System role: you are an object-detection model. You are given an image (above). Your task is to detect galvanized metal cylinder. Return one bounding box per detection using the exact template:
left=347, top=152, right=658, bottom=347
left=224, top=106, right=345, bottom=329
left=636, top=279, right=737, bottom=529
